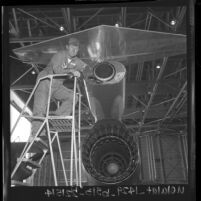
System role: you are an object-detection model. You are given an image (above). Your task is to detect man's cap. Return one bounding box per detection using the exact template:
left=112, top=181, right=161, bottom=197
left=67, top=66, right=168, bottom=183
left=68, top=37, right=80, bottom=47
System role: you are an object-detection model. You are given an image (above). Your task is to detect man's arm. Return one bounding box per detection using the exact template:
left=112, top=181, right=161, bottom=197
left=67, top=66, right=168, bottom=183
left=51, top=52, right=86, bottom=76
left=49, top=51, right=68, bottom=74
left=70, top=57, right=87, bottom=72
left=66, top=57, right=87, bottom=77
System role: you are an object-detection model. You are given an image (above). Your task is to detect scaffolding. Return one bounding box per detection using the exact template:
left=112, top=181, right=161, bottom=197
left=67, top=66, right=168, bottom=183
left=11, top=73, right=82, bottom=187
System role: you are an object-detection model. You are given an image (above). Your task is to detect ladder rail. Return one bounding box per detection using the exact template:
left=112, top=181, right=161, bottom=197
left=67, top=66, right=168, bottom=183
left=11, top=78, right=41, bottom=135
left=11, top=75, right=55, bottom=135
left=19, top=118, right=47, bottom=159
left=46, top=75, right=58, bottom=186
left=46, top=120, right=58, bottom=186
left=51, top=132, right=57, bottom=144
left=31, top=149, right=48, bottom=179
left=73, top=128, right=78, bottom=186
left=72, top=77, right=79, bottom=186
left=55, top=132, right=69, bottom=186
left=11, top=74, right=75, bottom=136
left=46, top=75, right=53, bottom=116
left=78, top=93, right=82, bottom=187
left=70, top=123, right=74, bottom=186
left=11, top=120, right=47, bottom=179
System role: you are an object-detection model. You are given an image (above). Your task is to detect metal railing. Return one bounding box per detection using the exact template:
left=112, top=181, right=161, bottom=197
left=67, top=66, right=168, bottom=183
left=11, top=73, right=82, bottom=186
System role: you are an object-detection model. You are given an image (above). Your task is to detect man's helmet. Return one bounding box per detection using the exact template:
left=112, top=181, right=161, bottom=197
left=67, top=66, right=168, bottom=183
left=68, top=37, right=80, bottom=47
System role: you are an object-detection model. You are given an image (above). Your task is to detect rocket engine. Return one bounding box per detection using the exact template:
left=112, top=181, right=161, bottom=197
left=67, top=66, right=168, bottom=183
left=82, top=61, right=140, bottom=185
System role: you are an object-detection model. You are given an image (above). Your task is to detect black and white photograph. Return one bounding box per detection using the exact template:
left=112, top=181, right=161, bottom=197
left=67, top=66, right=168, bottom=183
left=3, top=2, right=195, bottom=200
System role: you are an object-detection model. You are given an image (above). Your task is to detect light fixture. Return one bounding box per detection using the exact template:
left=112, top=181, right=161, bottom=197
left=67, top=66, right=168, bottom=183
left=59, top=26, right=64, bottom=31
left=156, top=65, right=161, bottom=69
left=115, top=23, right=119, bottom=27
left=31, top=71, right=36, bottom=75
left=170, top=20, right=176, bottom=26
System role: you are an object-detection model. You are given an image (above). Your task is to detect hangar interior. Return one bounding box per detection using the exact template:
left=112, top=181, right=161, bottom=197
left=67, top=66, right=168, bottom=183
left=9, top=5, right=188, bottom=186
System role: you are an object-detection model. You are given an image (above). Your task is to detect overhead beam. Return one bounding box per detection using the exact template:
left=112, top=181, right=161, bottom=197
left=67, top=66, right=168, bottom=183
left=174, top=6, right=186, bottom=31
left=132, top=95, right=147, bottom=107
left=27, top=19, right=32, bottom=37
left=161, top=81, right=187, bottom=122
left=161, top=91, right=187, bottom=132
left=142, top=114, right=186, bottom=126
left=147, top=9, right=173, bottom=30
left=145, top=12, right=152, bottom=30
left=123, top=103, right=186, bottom=121
left=121, top=7, right=127, bottom=27
left=38, top=9, right=66, bottom=33
left=31, top=63, right=40, bottom=74
left=61, top=8, right=71, bottom=33
left=173, top=94, right=187, bottom=115
left=72, top=16, right=77, bottom=32
left=77, top=8, right=104, bottom=30
left=136, top=62, right=143, bottom=81
left=151, top=97, right=175, bottom=108
left=12, top=8, right=25, bottom=47
left=128, top=18, right=146, bottom=28
left=9, top=20, right=18, bottom=37
left=10, top=66, right=34, bottom=87
left=138, top=57, right=168, bottom=132
left=66, top=8, right=72, bottom=33
left=17, top=8, right=60, bottom=32
left=151, top=81, right=187, bottom=132
left=9, top=36, right=57, bottom=43
left=12, top=8, right=20, bottom=35
left=136, top=12, right=152, bottom=81
left=164, top=67, right=186, bottom=79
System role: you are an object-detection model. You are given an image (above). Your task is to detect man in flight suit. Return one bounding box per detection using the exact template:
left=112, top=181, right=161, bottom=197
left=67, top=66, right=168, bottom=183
left=29, top=37, right=87, bottom=142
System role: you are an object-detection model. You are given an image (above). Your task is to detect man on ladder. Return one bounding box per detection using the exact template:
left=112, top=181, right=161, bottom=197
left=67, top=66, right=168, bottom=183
left=11, top=37, right=88, bottom=185
left=30, top=37, right=87, bottom=143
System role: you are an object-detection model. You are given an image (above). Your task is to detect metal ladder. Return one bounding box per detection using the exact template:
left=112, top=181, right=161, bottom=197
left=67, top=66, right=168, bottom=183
left=11, top=73, right=82, bottom=187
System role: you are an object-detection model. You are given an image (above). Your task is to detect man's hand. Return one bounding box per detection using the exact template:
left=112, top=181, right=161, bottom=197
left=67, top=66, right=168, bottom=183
left=66, top=70, right=81, bottom=79
left=72, top=71, right=81, bottom=78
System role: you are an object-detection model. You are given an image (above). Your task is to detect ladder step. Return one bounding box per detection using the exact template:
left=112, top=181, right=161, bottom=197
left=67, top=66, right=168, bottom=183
left=33, top=138, right=48, bottom=151
left=30, top=152, right=48, bottom=162
left=12, top=163, right=33, bottom=181
left=11, top=142, right=41, bottom=155
left=49, top=119, right=77, bottom=132
left=11, top=180, right=32, bottom=186
left=22, top=159, right=41, bottom=169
